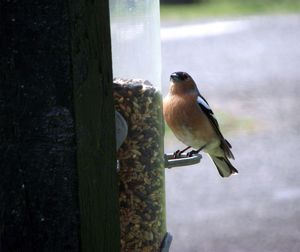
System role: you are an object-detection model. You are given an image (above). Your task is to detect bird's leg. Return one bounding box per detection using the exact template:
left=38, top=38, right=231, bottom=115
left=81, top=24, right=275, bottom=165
left=187, top=145, right=206, bottom=157
left=173, top=146, right=191, bottom=158
left=179, top=146, right=192, bottom=156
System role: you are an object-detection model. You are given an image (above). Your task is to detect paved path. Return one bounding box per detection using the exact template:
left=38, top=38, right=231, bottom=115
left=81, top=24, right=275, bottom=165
left=161, top=15, right=300, bottom=252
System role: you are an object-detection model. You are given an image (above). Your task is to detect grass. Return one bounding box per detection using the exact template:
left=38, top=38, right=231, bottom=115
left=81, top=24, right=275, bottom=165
left=160, top=0, right=300, bottom=20
left=213, top=110, right=258, bottom=135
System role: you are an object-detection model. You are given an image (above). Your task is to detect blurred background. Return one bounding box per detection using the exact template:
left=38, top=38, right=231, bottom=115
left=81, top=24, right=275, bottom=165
left=160, top=1, right=300, bottom=251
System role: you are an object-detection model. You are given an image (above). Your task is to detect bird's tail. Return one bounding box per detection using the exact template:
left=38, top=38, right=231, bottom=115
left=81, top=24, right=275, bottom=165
left=210, top=155, right=238, bottom=177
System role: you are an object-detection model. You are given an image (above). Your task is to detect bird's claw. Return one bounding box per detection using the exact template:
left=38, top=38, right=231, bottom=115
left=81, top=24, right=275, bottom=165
left=187, top=150, right=199, bottom=157
left=173, top=150, right=181, bottom=159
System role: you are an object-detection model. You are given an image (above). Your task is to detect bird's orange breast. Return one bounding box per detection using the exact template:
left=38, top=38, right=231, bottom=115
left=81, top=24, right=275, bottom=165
left=163, top=93, right=218, bottom=148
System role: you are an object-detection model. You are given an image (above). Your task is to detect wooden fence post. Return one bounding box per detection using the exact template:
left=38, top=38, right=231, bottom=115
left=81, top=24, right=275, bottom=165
left=0, top=1, right=119, bottom=251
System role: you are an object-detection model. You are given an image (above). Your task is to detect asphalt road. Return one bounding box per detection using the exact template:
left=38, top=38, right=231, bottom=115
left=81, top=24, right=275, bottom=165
left=161, top=15, right=300, bottom=252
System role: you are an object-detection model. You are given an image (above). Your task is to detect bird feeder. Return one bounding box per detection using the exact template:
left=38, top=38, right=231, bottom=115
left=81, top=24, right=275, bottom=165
left=110, top=1, right=167, bottom=251
left=110, top=1, right=200, bottom=251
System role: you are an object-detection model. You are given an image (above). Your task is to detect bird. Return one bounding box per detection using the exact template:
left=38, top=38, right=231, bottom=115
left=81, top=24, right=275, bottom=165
left=163, top=71, right=238, bottom=177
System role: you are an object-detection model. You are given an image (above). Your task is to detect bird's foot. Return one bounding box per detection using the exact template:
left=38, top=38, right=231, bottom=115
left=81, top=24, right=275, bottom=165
left=187, top=150, right=200, bottom=157
left=187, top=145, right=206, bottom=157
left=173, top=146, right=192, bottom=158
left=173, top=150, right=181, bottom=159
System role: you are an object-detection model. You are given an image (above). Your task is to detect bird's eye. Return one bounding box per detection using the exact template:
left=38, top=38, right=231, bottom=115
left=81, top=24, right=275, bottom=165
left=183, top=73, right=188, bottom=79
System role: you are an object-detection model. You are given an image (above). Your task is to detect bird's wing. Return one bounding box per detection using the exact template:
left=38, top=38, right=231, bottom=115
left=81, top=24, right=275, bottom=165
left=196, top=92, right=235, bottom=159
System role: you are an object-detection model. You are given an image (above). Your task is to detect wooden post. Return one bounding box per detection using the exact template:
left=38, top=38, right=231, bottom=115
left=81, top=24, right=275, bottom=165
left=0, top=1, right=119, bottom=251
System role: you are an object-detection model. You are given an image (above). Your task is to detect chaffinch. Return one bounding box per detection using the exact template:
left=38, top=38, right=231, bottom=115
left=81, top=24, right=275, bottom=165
left=163, top=71, right=238, bottom=177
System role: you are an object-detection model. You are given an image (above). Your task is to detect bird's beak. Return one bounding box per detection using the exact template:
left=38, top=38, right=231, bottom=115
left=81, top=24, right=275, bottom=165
left=170, top=72, right=179, bottom=82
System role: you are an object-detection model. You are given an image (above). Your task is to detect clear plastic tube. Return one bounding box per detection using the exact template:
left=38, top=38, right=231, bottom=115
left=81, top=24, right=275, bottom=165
left=109, top=0, right=162, bottom=90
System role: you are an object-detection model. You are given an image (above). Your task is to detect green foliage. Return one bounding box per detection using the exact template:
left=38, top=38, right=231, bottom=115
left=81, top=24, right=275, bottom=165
left=160, top=0, right=300, bottom=20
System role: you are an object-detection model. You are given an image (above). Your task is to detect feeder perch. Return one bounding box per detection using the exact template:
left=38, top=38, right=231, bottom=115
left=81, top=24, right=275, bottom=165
left=164, top=153, right=202, bottom=169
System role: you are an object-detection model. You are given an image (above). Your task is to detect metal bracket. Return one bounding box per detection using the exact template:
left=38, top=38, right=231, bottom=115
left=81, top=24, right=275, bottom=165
left=164, top=153, right=202, bottom=169
left=160, top=232, right=173, bottom=252
left=115, top=111, right=128, bottom=150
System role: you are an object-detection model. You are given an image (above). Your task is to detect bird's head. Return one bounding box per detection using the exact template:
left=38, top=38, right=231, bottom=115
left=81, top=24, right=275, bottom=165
left=169, top=71, right=197, bottom=95
left=170, top=71, right=190, bottom=82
